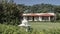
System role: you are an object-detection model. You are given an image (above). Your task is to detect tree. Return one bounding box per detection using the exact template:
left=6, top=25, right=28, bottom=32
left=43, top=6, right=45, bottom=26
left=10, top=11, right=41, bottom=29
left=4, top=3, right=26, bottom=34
left=0, top=0, right=23, bottom=25
left=28, top=3, right=54, bottom=13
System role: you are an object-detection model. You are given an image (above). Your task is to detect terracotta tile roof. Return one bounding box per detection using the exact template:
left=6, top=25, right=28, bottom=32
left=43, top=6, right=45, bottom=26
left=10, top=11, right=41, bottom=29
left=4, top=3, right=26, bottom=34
left=39, top=13, right=54, bottom=16
left=23, top=13, right=55, bottom=16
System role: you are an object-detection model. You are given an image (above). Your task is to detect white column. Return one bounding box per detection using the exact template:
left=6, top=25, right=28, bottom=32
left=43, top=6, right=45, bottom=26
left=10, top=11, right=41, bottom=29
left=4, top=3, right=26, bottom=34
left=41, top=17, right=42, bottom=21
left=39, top=16, right=42, bottom=21
left=49, top=16, right=50, bottom=21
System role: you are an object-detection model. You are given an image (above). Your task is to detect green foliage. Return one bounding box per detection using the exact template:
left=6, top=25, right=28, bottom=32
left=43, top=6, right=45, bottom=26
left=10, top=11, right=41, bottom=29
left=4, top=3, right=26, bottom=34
left=0, top=24, right=60, bottom=34
left=56, top=13, right=60, bottom=21
left=0, top=24, right=20, bottom=34
left=0, top=1, right=60, bottom=25
left=0, top=0, right=60, bottom=34
left=0, top=2, right=24, bottom=25
left=27, top=4, right=54, bottom=13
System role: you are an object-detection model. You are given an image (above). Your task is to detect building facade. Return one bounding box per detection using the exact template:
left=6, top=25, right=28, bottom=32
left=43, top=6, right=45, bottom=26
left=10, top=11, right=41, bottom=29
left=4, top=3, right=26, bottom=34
left=22, top=13, right=56, bottom=21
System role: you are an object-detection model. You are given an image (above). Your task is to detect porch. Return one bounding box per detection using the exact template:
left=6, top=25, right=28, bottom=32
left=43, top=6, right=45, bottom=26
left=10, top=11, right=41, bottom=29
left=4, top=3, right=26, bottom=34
left=22, top=13, right=56, bottom=21
left=23, top=16, right=55, bottom=21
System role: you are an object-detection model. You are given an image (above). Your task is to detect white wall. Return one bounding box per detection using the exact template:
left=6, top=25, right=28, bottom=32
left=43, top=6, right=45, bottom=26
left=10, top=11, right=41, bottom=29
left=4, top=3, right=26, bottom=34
left=39, top=17, right=42, bottom=21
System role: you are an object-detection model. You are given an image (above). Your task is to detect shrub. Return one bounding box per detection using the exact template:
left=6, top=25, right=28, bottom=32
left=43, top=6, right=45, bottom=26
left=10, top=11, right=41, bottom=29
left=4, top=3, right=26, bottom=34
left=1, top=24, right=60, bottom=34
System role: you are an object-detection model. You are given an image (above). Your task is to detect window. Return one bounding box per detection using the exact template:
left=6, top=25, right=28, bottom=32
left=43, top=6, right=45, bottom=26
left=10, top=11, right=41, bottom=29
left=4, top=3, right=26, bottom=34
left=42, top=16, right=49, bottom=21
left=27, top=16, right=32, bottom=21
left=34, top=16, right=39, bottom=21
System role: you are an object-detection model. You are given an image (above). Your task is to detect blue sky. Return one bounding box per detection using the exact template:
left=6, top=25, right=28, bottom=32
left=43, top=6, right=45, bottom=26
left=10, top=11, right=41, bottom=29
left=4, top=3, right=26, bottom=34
left=14, top=0, right=60, bottom=5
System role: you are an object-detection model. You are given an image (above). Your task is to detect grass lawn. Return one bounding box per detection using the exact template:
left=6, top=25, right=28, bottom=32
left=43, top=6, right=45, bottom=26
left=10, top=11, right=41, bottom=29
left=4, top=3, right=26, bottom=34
left=29, top=21, right=60, bottom=30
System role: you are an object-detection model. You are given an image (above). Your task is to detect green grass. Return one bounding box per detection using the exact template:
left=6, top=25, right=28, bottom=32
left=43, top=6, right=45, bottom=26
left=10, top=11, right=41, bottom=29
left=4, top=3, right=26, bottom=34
left=0, top=24, right=27, bottom=34
left=0, top=22, right=60, bottom=34
left=29, top=21, right=60, bottom=30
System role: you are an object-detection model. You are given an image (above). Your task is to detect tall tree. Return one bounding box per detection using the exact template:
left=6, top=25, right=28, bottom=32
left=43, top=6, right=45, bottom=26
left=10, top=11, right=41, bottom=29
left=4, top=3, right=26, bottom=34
left=0, top=0, right=23, bottom=25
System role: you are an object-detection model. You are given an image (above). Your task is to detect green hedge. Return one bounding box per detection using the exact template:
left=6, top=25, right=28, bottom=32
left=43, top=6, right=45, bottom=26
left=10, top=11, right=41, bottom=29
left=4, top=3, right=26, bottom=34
left=0, top=24, right=60, bottom=34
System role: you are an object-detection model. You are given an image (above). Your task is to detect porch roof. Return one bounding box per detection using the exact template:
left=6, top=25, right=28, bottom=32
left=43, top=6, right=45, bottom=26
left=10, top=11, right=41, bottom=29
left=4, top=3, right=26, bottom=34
left=22, top=13, right=55, bottom=16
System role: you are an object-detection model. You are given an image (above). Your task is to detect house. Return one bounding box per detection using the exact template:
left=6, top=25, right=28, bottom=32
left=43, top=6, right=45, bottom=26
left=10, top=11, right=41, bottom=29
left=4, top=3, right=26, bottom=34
left=22, top=13, right=56, bottom=21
